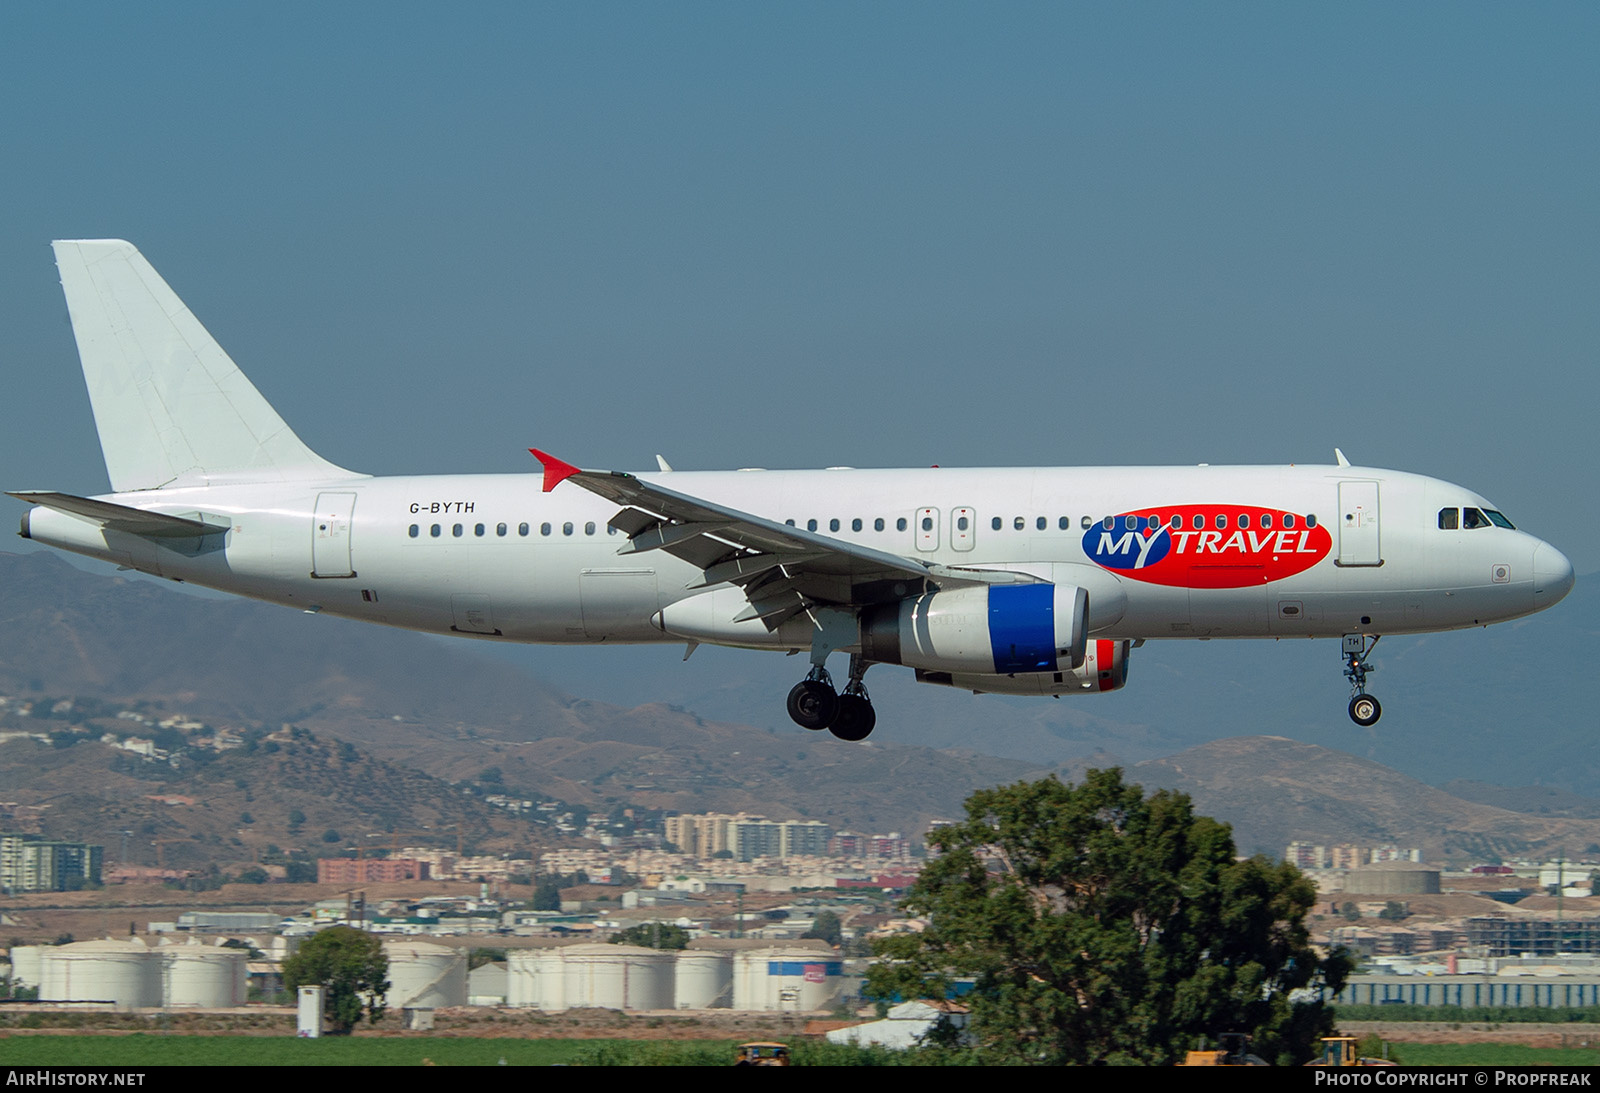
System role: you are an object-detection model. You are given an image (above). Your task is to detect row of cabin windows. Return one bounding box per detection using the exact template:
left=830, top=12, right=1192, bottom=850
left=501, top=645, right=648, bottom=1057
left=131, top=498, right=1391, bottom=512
left=408, top=510, right=1325, bottom=541
left=1438, top=507, right=1515, bottom=530
left=407, top=521, right=622, bottom=539
left=784, top=512, right=1318, bottom=534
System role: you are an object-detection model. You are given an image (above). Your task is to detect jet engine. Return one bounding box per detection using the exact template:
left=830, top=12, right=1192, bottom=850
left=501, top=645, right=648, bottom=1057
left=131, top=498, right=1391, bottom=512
left=859, top=583, right=1088, bottom=676
left=912, top=638, right=1131, bottom=695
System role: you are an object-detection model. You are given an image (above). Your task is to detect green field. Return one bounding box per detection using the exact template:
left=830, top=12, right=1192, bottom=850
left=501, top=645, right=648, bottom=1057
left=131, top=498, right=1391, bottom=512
left=0, top=1035, right=924, bottom=1067
left=1389, top=1043, right=1600, bottom=1067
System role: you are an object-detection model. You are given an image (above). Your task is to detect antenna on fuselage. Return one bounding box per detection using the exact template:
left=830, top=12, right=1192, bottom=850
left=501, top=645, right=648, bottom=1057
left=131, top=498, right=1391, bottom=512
left=1334, top=448, right=1352, bottom=467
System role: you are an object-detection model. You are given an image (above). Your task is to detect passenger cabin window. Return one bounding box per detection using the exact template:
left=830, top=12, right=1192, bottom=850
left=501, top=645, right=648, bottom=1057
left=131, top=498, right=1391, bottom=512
left=496, top=522, right=507, bottom=537
left=1438, top=508, right=1459, bottom=530
left=829, top=518, right=840, bottom=532
left=519, top=523, right=530, bottom=536
left=431, top=524, right=441, bottom=537
left=921, top=516, right=933, bottom=531
left=1169, top=515, right=1182, bottom=530
left=1306, top=514, right=1318, bottom=528
left=1283, top=514, right=1296, bottom=529
left=1036, top=517, right=1046, bottom=531
left=563, top=522, right=574, bottom=536
left=852, top=518, right=862, bottom=532
left=957, top=516, right=969, bottom=531
left=1060, top=517, right=1071, bottom=530
left=897, top=517, right=907, bottom=531
left=452, top=523, right=463, bottom=537
left=475, top=523, right=485, bottom=536
left=1015, top=516, right=1026, bottom=531
left=874, top=518, right=885, bottom=531
left=408, top=524, right=419, bottom=538
left=992, top=517, right=1003, bottom=531
left=584, top=521, right=596, bottom=535
left=1260, top=514, right=1273, bottom=529
left=807, top=519, right=818, bottom=532
left=1215, top=514, right=1227, bottom=530
left=1192, top=514, right=1204, bottom=530
left=540, top=522, right=551, bottom=536
left=1081, top=516, right=1093, bottom=529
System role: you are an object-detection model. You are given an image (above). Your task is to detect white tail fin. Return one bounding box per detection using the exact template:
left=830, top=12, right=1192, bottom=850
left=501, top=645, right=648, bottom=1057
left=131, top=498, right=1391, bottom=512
left=52, top=240, right=362, bottom=492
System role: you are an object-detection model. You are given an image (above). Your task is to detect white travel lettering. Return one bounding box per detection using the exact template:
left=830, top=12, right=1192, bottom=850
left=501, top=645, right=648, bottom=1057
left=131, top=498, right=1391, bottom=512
left=1198, top=531, right=1222, bottom=552
left=1173, top=531, right=1198, bottom=553
left=1222, top=531, right=1247, bottom=553
left=1132, top=528, right=1166, bottom=569
left=1097, top=531, right=1137, bottom=557
left=1275, top=530, right=1296, bottom=552
left=1246, top=530, right=1271, bottom=553
left=1297, top=530, right=1313, bottom=552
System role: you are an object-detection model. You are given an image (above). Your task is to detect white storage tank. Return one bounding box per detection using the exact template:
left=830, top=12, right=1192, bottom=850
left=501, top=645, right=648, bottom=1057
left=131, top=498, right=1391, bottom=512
left=506, top=948, right=566, bottom=1010
left=160, top=939, right=247, bottom=1007
left=674, top=950, right=733, bottom=1009
left=382, top=940, right=466, bottom=1009
left=560, top=944, right=674, bottom=1011
left=8, top=946, right=43, bottom=989
left=41, top=938, right=160, bottom=1008
left=732, top=948, right=843, bottom=1012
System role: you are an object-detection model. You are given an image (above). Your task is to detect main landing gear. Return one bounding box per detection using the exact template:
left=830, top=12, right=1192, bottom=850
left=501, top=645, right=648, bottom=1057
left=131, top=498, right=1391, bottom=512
left=1343, top=634, right=1382, bottom=727
left=787, top=654, right=877, bottom=741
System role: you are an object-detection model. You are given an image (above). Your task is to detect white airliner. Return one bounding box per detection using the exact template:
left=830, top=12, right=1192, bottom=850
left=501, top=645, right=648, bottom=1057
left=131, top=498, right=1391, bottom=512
left=13, top=241, right=1576, bottom=741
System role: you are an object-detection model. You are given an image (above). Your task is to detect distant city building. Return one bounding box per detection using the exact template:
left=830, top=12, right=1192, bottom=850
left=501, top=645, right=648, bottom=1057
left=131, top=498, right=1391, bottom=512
left=664, top=813, right=832, bottom=862
left=0, top=834, right=102, bottom=892
left=317, top=858, right=430, bottom=884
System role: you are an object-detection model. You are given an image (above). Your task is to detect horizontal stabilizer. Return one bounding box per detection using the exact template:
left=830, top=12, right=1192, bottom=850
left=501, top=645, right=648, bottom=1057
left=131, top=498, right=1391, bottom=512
left=9, top=491, right=229, bottom=539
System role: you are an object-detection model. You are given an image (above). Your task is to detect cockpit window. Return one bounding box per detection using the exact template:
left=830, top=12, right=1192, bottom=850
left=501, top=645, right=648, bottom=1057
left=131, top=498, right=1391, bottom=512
left=1484, top=509, right=1516, bottom=529
left=1438, top=508, right=1459, bottom=530
left=1463, top=507, right=1490, bottom=530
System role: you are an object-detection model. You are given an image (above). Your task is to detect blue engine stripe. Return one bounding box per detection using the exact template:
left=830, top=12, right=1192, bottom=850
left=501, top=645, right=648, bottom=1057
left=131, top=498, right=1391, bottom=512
left=988, top=584, right=1057, bottom=673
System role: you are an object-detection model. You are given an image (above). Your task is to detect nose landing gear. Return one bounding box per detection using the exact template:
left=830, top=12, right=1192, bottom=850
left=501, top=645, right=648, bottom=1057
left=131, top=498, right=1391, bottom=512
left=1343, top=634, right=1382, bottom=726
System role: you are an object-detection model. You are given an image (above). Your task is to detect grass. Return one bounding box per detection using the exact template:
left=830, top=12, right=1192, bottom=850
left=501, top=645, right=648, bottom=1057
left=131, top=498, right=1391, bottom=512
left=0, top=1036, right=930, bottom=1067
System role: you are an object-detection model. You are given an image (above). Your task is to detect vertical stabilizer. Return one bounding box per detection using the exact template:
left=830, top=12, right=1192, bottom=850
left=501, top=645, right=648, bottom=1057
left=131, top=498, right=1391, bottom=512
left=52, top=240, right=362, bottom=492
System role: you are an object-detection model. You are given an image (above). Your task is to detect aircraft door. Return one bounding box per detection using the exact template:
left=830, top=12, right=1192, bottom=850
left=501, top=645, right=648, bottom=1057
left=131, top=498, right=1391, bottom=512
left=1337, top=481, right=1382, bottom=566
left=951, top=507, right=975, bottom=552
left=311, top=492, right=356, bottom=578
left=915, top=507, right=940, bottom=552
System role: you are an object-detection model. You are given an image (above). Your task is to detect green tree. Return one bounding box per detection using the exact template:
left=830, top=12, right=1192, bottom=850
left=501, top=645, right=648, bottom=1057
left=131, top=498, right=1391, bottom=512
left=802, top=910, right=844, bottom=946
left=610, top=923, right=690, bottom=949
left=866, top=771, right=1350, bottom=1065
left=281, top=926, right=390, bottom=1034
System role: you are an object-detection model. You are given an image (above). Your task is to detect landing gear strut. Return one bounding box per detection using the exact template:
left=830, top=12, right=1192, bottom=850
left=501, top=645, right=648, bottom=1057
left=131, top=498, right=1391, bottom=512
left=787, top=667, right=838, bottom=731
left=829, top=655, right=876, bottom=742
left=786, top=652, right=877, bottom=741
left=1343, top=634, right=1382, bottom=726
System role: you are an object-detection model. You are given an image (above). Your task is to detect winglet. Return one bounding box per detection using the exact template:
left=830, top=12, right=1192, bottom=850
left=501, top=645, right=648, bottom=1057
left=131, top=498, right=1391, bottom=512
left=529, top=449, right=582, bottom=493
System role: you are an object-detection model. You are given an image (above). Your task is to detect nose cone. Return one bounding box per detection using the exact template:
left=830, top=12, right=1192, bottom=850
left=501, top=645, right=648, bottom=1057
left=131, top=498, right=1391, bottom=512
left=1533, top=541, right=1575, bottom=609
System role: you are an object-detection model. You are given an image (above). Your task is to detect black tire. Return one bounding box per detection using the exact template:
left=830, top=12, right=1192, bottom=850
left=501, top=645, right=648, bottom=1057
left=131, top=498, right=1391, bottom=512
left=828, top=694, right=876, bottom=741
left=787, top=680, right=838, bottom=730
left=1349, top=694, right=1381, bottom=727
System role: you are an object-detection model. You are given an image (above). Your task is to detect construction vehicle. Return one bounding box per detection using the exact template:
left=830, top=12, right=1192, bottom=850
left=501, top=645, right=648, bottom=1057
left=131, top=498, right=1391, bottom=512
left=1305, top=1036, right=1396, bottom=1066
left=1180, top=1032, right=1268, bottom=1066
left=734, top=1042, right=791, bottom=1066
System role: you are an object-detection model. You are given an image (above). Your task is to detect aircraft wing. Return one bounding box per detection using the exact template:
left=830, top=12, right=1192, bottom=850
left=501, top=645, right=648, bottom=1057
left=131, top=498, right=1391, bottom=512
left=530, top=450, right=1035, bottom=628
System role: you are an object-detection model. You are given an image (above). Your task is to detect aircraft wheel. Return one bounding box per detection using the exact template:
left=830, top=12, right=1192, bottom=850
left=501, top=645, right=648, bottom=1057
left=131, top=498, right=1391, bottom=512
left=828, top=694, right=876, bottom=742
left=787, top=680, right=838, bottom=730
left=1348, top=694, right=1381, bottom=727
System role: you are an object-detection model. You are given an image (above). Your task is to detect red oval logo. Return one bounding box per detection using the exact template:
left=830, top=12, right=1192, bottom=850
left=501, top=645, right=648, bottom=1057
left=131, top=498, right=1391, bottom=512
left=1082, top=505, right=1331, bottom=588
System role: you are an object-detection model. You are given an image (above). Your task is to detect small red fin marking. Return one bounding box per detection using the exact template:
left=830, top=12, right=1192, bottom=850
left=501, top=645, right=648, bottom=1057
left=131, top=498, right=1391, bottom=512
left=529, top=448, right=581, bottom=493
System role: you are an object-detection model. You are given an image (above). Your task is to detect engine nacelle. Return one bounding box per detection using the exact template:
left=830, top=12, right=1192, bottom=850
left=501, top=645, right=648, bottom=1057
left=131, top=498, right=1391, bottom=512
left=860, top=583, right=1087, bottom=676
left=913, top=638, right=1131, bottom=695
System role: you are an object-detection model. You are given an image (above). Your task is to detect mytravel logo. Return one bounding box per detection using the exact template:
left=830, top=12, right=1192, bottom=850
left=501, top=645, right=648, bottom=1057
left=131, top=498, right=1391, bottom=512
left=1082, top=504, right=1332, bottom=589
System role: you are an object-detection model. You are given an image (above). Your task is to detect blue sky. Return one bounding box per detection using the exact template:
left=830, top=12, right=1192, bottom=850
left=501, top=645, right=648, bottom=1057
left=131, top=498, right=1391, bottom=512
left=2, top=5, right=1594, bottom=560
